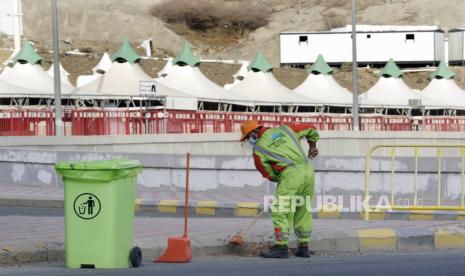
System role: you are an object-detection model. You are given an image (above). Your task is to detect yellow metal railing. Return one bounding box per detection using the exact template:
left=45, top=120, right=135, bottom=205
left=364, top=145, right=465, bottom=220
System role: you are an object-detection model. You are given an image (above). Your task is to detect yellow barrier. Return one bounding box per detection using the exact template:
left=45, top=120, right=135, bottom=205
left=364, top=145, right=465, bottom=220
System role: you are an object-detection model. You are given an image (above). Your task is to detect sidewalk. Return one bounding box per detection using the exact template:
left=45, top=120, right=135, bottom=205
left=0, top=183, right=263, bottom=205
left=1, top=215, right=465, bottom=265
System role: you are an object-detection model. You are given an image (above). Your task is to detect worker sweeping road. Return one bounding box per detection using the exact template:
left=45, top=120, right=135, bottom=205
left=239, top=120, right=319, bottom=258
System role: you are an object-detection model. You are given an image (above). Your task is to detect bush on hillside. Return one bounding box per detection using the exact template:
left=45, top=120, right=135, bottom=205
left=224, top=3, right=271, bottom=38
left=150, top=0, right=270, bottom=36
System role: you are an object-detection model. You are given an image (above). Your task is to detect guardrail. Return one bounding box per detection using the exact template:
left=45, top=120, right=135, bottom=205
left=364, top=144, right=465, bottom=220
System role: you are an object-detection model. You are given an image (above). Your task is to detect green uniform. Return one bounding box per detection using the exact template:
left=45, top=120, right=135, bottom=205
left=253, top=124, right=319, bottom=245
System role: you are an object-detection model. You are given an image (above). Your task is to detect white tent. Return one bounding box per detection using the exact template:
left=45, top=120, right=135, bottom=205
left=415, top=61, right=465, bottom=109
left=294, top=74, right=353, bottom=106
left=0, top=41, right=73, bottom=96
left=418, top=79, right=465, bottom=109
left=75, top=52, right=113, bottom=87
left=158, top=64, right=249, bottom=104
left=47, top=62, right=73, bottom=86
left=229, top=70, right=318, bottom=106
left=0, top=63, right=73, bottom=95
left=92, top=52, right=112, bottom=74
left=224, top=61, right=249, bottom=90
left=157, top=43, right=252, bottom=106
left=0, top=78, right=35, bottom=97
left=294, top=55, right=365, bottom=106
left=359, top=59, right=443, bottom=109
left=358, top=77, right=442, bottom=108
left=76, top=74, right=100, bottom=87
left=70, top=62, right=194, bottom=99
left=157, top=57, right=174, bottom=77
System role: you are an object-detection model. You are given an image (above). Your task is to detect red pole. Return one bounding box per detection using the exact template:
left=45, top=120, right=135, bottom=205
left=183, top=152, right=190, bottom=238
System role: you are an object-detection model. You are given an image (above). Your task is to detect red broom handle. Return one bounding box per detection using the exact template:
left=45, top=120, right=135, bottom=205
left=183, top=152, right=190, bottom=238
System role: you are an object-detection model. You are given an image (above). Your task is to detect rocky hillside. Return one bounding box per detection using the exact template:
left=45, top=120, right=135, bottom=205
left=12, top=0, right=465, bottom=64
left=1, top=0, right=465, bottom=92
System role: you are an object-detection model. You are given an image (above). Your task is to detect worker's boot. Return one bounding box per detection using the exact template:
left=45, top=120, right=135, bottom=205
left=295, top=243, right=310, bottom=258
left=260, top=244, right=289, bottom=258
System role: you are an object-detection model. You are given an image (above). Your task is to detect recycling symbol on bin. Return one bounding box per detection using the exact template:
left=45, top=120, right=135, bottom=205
left=73, top=193, right=101, bottom=220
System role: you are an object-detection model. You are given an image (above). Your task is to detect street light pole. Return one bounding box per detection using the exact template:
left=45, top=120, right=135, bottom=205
left=51, top=0, right=63, bottom=136
left=352, top=0, right=359, bottom=131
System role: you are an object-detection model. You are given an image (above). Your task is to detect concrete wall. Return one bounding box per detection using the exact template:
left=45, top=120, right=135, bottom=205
left=1, top=131, right=464, bottom=204
left=0, top=131, right=464, bottom=156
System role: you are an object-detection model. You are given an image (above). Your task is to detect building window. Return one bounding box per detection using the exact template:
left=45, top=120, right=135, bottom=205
left=367, top=34, right=371, bottom=38
left=406, top=34, right=415, bottom=42
left=299, top=35, right=308, bottom=45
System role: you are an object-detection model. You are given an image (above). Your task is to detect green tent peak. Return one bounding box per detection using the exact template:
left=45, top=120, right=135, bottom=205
left=248, top=51, right=273, bottom=72
left=378, top=59, right=403, bottom=78
left=172, top=43, right=200, bottom=66
left=307, top=55, right=333, bottom=75
left=111, top=39, right=141, bottom=64
left=12, top=41, right=43, bottom=64
left=430, top=61, right=455, bottom=79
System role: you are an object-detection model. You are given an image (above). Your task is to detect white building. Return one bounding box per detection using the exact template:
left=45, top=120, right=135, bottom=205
left=448, top=28, right=465, bottom=65
left=280, top=25, right=444, bottom=67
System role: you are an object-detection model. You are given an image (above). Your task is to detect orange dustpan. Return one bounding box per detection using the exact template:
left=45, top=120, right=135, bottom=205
left=155, top=153, right=192, bottom=263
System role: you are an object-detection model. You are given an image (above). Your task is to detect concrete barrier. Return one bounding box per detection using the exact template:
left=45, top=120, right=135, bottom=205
left=0, top=131, right=464, bottom=204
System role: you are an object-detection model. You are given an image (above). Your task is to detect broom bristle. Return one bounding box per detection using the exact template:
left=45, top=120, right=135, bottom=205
left=229, top=234, right=245, bottom=246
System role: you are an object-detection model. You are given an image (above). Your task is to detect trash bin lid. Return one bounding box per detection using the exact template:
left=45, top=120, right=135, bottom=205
left=55, top=159, right=142, bottom=171
left=55, top=159, right=142, bottom=182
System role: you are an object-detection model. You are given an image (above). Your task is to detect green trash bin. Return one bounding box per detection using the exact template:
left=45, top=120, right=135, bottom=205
left=55, top=159, right=143, bottom=269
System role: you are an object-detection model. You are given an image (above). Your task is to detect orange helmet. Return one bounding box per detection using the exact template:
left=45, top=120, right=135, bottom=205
left=239, top=120, right=262, bottom=142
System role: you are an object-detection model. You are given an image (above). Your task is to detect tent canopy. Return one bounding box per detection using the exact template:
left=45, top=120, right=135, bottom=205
left=12, top=41, right=43, bottom=65
left=418, top=78, right=465, bottom=108
left=111, top=40, right=141, bottom=64
left=92, top=52, right=112, bottom=74
left=70, top=62, right=194, bottom=99
left=430, top=61, right=455, bottom=79
left=248, top=51, right=273, bottom=72
left=172, top=43, right=200, bottom=67
left=0, top=78, right=36, bottom=97
left=0, top=62, right=73, bottom=94
left=229, top=70, right=318, bottom=106
left=307, top=54, right=334, bottom=75
left=294, top=74, right=354, bottom=106
left=378, top=58, right=403, bottom=78
left=47, top=62, right=73, bottom=87
left=359, top=77, right=442, bottom=108
left=158, top=64, right=249, bottom=104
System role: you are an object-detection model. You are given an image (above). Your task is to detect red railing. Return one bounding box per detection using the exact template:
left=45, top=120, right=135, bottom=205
left=0, top=108, right=464, bottom=136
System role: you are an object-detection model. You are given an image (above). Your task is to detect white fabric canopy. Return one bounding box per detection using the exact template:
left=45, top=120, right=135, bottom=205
left=70, top=62, right=195, bottom=100
left=0, top=78, right=36, bottom=97
left=228, top=71, right=318, bottom=106
left=157, top=58, right=174, bottom=77
left=0, top=63, right=73, bottom=95
left=358, top=77, right=443, bottom=108
left=157, top=65, right=250, bottom=105
left=294, top=74, right=356, bottom=106
left=224, top=61, right=249, bottom=90
left=92, top=52, right=112, bottom=74
left=76, top=74, right=101, bottom=87
left=416, top=79, right=465, bottom=109
left=47, top=63, right=73, bottom=86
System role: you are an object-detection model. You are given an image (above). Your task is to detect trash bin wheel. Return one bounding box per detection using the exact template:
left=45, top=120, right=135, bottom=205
left=130, top=246, right=142, bottom=267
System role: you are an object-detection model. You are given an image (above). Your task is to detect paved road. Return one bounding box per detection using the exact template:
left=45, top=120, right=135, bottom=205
left=1, top=251, right=465, bottom=276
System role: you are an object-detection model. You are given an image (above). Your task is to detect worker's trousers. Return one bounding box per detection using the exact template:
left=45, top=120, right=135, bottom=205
left=272, top=163, right=314, bottom=246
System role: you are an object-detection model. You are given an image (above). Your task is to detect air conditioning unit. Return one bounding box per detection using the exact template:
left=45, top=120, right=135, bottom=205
left=408, top=99, right=422, bottom=107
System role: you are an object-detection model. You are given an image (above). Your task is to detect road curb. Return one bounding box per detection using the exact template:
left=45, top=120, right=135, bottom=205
left=4, top=197, right=465, bottom=221
left=3, top=226, right=465, bottom=266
